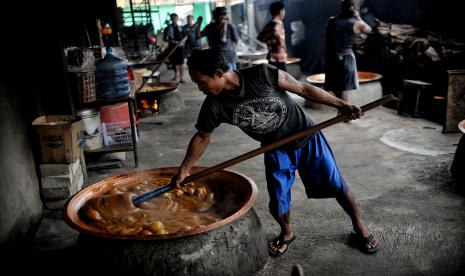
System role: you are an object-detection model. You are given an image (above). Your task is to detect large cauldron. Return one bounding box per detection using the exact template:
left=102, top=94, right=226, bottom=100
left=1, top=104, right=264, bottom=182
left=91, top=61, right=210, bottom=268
left=64, top=167, right=268, bottom=275
left=305, top=71, right=383, bottom=108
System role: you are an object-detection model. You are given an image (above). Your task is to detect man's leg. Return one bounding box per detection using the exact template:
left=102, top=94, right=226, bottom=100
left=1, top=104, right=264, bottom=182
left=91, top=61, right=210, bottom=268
left=178, top=64, right=185, bottom=83
left=265, top=150, right=297, bottom=256
left=336, top=90, right=350, bottom=122
left=171, top=63, right=177, bottom=80
left=270, top=206, right=293, bottom=241
left=336, top=191, right=379, bottom=249
left=339, top=90, right=349, bottom=102
left=266, top=157, right=294, bottom=242
left=298, top=132, right=379, bottom=252
left=268, top=205, right=295, bottom=256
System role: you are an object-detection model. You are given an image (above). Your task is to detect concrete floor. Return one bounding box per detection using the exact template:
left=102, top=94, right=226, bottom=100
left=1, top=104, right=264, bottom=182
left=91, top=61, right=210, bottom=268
left=32, top=68, right=465, bottom=275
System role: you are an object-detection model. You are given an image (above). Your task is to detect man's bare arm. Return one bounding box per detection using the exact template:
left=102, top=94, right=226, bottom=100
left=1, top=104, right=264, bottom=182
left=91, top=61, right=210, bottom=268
left=353, top=11, right=372, bottom=34
left=277, top=70, right=362, bottom=119
left=173, top=131, right=211, bottom=187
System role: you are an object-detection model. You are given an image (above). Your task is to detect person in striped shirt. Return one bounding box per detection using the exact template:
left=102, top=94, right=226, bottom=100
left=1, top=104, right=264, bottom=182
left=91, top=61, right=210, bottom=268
left=258, top=2, right=288, bottom=72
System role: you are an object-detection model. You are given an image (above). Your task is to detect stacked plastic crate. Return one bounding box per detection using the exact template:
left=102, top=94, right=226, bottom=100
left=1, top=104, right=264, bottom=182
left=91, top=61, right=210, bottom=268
left=100, top=102, right=138, bottom=146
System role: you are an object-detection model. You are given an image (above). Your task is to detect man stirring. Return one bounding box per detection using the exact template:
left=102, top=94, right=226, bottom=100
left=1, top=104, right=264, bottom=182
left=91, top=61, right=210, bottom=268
left=172, top=49, right=380, bottom=257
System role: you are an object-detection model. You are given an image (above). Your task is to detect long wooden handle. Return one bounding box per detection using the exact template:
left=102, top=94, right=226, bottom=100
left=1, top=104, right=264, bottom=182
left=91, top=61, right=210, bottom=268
left=132, top=94, right=394, bottom=205
left=184, top=94, right=394, bottom=183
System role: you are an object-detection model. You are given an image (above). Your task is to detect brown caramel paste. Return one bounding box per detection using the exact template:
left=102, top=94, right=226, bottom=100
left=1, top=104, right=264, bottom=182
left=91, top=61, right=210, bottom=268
left=80, top=177, right=220, bottom=237
left=138, top=83, right=177, bottom=93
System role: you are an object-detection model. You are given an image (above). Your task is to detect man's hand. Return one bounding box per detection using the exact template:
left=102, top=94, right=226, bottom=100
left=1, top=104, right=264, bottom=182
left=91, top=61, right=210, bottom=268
left=170, top=169, right=190, bottom=188
left=170, top=131, right=211, bottom=188
left=338, top=104, right=363, bottom=120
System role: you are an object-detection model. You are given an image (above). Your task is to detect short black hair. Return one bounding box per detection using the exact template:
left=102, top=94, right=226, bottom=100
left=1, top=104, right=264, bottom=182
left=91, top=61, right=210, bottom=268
left=187, top=49, right=230, bottom=76
left=341, top=0, right=354, bottom=9
left=170, top=13, right=178, bottom=19
left=340, top=0, right=355, bottom=17
left=270, top=2, right=285, bottom=16
left=213, top=7, right=227, bottom=17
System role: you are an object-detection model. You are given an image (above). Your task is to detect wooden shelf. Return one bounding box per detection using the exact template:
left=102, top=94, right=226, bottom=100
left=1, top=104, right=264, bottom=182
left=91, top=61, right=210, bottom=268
left=78, top=96, right=138, bottom=168
left=84, top=143, right=135, bottom=154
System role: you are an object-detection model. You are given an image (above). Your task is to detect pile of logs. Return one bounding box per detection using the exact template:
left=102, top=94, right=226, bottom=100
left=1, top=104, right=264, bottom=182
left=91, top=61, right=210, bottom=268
left=354, top=19, right=465, bottom=122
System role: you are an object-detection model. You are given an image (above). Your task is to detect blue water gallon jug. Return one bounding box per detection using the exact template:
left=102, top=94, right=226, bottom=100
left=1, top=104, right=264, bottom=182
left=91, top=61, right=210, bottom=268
left=95, top=47, right=130, bottom=99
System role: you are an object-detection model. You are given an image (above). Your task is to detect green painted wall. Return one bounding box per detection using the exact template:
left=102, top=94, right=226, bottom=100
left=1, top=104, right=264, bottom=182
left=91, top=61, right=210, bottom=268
left=122, top=5, right=175, bottom=32
left=193, top=2, right=211, bottom=30
left=156, top=5, right=176, bottom=31
left=122, top=3, right=211, bottom=32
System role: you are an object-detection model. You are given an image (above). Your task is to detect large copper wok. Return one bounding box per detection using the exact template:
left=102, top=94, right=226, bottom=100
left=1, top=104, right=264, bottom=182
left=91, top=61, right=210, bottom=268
left=64, top=166, right=257, bottom=240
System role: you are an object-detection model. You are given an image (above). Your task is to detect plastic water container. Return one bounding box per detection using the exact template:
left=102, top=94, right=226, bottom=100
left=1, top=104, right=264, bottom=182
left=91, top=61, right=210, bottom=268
left=95, top=47, right=130, bottom=99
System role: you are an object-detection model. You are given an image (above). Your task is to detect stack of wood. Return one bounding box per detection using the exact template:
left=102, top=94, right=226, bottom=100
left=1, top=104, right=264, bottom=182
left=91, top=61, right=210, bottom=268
left=354, top=19, right=465, bottom=122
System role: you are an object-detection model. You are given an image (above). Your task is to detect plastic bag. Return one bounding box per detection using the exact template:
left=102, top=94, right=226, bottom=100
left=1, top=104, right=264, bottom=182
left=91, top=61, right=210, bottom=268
left=80, top=48, right=96, bottom=71
left=66, top=47, right=95, bottom=72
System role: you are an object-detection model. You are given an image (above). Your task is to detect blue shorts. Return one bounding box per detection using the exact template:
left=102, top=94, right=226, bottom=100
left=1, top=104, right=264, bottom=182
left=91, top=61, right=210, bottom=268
left=264, top=131, right=349, bottom=216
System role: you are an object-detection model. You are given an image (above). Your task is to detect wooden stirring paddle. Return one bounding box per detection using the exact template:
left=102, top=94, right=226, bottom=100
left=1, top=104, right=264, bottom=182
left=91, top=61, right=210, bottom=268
left=131, top=95, right=395, bottom=206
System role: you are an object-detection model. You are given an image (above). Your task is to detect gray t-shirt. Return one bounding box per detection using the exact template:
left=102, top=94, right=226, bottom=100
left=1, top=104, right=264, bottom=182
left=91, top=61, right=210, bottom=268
left=195, top=64, right=315, bottom=149
left=327, top=16, right=357, bottom=55
left=201, top=22, right=239, bottom=64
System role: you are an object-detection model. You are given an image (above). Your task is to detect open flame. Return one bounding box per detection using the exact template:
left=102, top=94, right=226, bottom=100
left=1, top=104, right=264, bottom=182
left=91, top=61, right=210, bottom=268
left=141, top=99, right=149, bottom=109
left=137, top=98, right=158, bottom=117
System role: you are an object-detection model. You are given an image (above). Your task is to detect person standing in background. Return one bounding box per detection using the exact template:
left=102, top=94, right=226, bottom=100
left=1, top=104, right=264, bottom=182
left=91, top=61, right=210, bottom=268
left=183, top=15, right=202, bottom=58
left=257, top=2, right=288, bottom=72
left=201, top=7, right=239, bottom=70
left=324, top=0, right=371, bottom=118
left=164, top=13, right=186, bottom=83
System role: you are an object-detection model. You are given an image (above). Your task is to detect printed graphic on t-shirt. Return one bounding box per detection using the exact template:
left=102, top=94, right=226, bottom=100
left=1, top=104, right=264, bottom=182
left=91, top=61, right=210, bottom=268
left=233, top=97, right=287, bottom=134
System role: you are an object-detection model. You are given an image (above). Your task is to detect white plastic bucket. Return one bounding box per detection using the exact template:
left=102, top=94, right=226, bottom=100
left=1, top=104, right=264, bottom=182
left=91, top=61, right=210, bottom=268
left=76, top=108, right=104, bottom=151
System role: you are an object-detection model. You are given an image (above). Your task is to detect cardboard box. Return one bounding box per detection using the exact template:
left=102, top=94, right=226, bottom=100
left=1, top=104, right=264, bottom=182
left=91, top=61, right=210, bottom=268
left=32, top=115, right=84, bottom=164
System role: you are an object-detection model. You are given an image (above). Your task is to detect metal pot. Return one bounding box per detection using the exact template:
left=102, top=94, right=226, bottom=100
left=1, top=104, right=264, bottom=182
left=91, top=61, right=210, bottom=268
left=305, top=71, right=383, bottom=108
left=64, top=167, right=268, bottom=275
left=237, top=49, right=268, bottom=61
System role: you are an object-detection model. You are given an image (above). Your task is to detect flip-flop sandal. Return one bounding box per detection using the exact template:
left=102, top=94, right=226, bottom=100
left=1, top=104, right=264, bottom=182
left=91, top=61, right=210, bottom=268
left=268, top=234, right=297, bottom=257
left=349, top=230, right=380, bottom=254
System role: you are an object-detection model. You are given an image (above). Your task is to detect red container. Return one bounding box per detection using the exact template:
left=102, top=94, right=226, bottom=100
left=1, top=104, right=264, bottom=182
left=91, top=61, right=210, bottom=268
left=99, top=103, right=138, bottom=128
